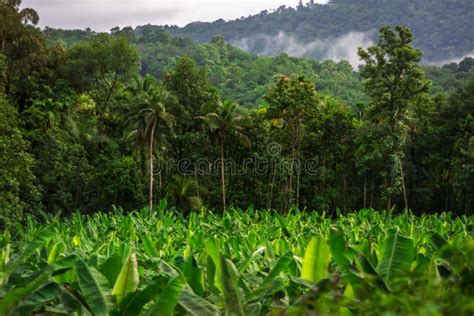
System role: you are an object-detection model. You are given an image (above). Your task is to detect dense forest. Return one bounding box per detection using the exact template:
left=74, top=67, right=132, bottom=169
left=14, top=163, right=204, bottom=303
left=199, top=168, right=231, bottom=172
left=0, top=1, right=473, bottom=315
left=166, top=0, right=474, bottom=63
left=1, top=1, right=474, bottom=227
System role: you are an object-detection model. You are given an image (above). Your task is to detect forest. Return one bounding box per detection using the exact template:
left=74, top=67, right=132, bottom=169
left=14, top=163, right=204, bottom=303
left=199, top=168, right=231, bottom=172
left=167, top=0, right=474, bottom=63
left=2, top=3, right=473, bottom=220
left=0, top=0, right=473, bottom=315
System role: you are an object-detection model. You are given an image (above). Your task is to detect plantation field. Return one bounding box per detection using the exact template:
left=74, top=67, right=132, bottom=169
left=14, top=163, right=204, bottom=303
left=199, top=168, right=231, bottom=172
left=0, top=206, right=473, bottom=315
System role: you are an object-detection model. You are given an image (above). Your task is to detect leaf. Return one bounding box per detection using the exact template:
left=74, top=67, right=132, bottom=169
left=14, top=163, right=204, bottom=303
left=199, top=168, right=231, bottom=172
left=260, top=251, right=293, bottom=289
left=328, top=228, right=351, bottom=271
left=0, top=271, right=53, bottom=315
left=119, top=280, right=162, bottom=316
left=251, top=251, right=293, bottom=299
left=220, top=255, right=245, bottom=316
left=183, top=255, right=204, bottom=297
left=146, top=275, right=185, bottom=316
left=99, top=253, right=122, bottom=286
left=340, top=284, right=354, bottom=316
left=142, top=235, right=159, bottom=257
left=238, top=246, right=266, bottom=273
left=47, top=242, right=66, bottom=264
left=376, top=228, right=414, bottom=286
left=72, top=235, right=81, bottom=247
left=154, top=258, right=179, bottom=277
left=0, top=256, right=76, bottom=315
left=75, top=259, right=112, bottom=315
left=11, top=282, right=61, bottom=316
left=5, top=227, right=55, bottom=274
left=356, top=253, right=389, bottom=292
left=179, top=289, right=220, bottom=316
left=59, top=287, right=83, bottom=314
left=301, top=237, right=330, bottom=283
left=112, top=248, right=139, bottom=304
left=245, top=302, right=262, bottom=316
left=430, top=232, right=448, bottom=250
left=204, top=239, right=222, bottom=291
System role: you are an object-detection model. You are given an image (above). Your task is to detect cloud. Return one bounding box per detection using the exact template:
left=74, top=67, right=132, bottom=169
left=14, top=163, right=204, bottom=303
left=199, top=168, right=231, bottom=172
left=233, top=31, right=375, bottom=68
left=426, top=51, right=474, bottom=66
left=22, top=0, right=327, bottom=31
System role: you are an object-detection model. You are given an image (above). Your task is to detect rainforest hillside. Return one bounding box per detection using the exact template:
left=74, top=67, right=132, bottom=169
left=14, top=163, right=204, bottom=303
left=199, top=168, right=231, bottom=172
left=164, top=0, right=474, bottom=64
left=44, top=27, right=474, bottom=108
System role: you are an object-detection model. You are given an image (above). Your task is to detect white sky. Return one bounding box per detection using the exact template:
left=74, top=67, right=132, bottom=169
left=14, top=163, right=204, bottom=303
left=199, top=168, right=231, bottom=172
left=22, top=0, right=327, bottom=31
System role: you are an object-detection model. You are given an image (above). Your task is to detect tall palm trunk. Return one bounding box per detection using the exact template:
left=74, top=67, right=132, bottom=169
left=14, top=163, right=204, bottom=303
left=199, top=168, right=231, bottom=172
left=398, top=157, right=409, bottom=211
left=219, top=135, right=227, bottom=211
left=296, top=124, right=301, bottom=208
left=288, top=123, right=297, bottom=210
left=148, top=121, right=157, bottom=211
left=386, top=177, right=392, bottom=213
left=363, top=175, right=367, bottom=208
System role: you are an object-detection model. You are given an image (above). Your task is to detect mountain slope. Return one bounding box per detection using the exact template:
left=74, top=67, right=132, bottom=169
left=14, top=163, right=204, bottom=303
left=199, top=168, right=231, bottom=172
left=165, top=0, right=474, bottom=63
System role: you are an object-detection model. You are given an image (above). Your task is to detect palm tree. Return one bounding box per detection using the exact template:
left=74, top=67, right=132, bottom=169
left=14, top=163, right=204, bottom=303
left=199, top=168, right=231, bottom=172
left=165, top=175, right=205, bottom=211
left=198, top=99, right=250, bottom=211
left=23, top=98, right=63, bottom=131
left=126, top=75, right=175, bottom=211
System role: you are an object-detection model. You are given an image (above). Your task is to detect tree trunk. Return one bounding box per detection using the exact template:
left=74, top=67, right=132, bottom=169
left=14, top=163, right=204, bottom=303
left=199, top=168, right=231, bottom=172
left=288, top=123, right=297, bottom=209
left=363, top=175, right=367, bottom=209
left=296, top=168, right=301, bottom=209
left=148, top=121, right=157, bottom=211
left=398, top=157, right=409, bottom=211
left=343, top=175, right=347, bottom=211
left=283, top=182, right=289, bottom=214
left=385, top=177, right=392, bottom=212
left=268, top=169, right=275, bottom=210
left=158, top=170, right=162, bottom=201
left=370, top=178, right=374, bottom=209
left=219, top=136, right=227, bottom=211
left=296, top=124, right=301, bottom=208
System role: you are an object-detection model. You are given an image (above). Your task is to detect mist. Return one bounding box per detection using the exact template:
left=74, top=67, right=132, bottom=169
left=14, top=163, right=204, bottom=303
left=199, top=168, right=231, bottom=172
left=427, top=51, right=474, bottom=66
left=234, top=31, right=375, bottom=68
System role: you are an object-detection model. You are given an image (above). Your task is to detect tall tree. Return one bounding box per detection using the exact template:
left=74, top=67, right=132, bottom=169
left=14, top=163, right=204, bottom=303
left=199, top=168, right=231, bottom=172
left=358, top=25, right=429, bottom=211
left=0, top=95, right=40, bottom=226
left=199, top=99, right=250, bottom=211
left=64, top=34, right=140, bottom=120
left=125, top=75, right=175, bottom=211
left=0, top=0, right=53, bottom=107
left=265, top=75, right=319, bottom=210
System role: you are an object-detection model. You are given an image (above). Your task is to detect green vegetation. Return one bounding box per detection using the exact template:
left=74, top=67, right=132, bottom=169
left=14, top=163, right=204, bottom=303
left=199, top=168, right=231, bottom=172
left=167, top=0, right=474, bottom=63
left=45, top=26, right=367, bottom=108
left=1, top=0, right=473, bottom=314
left=1, top=1, right=474, bottom=225
left=0, top=207, right=472, bottom=315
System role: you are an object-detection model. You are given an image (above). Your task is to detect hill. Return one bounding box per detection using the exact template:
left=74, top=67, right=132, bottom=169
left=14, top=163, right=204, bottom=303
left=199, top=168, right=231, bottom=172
left=164, top=0, right=474, bottom=64
left=45, top=26, right=474, bottom=108
left=45, top=27, right=367, bottom=107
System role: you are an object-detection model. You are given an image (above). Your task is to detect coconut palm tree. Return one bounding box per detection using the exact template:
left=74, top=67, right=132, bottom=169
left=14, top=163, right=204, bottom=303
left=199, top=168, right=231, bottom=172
left=126, top=75, right=175, bottom=211
left=198, top=99, right=250, bottom=211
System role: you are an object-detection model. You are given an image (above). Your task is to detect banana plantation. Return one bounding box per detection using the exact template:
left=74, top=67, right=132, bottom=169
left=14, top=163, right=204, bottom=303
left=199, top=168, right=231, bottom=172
left=0, top=205, right=472, bottom=315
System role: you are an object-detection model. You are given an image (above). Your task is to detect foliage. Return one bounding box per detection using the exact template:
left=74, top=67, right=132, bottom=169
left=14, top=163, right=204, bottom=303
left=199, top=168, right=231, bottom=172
left=0, top=95, right=40, bottom=226
left=358, top=26, right=430, bottom=211
left=45, top=27, right=367, bottom=108
left=62, top=33, right=140, bottom=117
left=1, top=2, right=472, bottom=217
left=0, top=208, right=472, bottom=315
left=167, top=0, right=474, bottom=63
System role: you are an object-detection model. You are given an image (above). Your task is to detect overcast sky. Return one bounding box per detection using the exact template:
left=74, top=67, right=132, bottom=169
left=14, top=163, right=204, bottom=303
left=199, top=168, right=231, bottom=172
left=22, top=0, right=327, bottom=31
